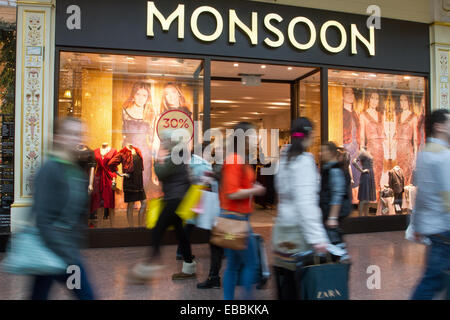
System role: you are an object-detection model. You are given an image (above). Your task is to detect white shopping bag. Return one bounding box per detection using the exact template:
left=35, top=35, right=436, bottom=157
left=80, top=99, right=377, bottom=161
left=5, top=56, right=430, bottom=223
left=196, top=191, right=221, bottom=230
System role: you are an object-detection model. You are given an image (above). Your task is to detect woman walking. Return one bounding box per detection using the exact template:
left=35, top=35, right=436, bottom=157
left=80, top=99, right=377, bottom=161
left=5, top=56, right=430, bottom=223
left=220, top=122, right=266, bottom=300
left=272, top=117, right=329, bottom=300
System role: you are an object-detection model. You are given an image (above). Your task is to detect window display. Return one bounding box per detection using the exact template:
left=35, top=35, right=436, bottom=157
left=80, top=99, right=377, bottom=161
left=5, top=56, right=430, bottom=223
left=58, top=52, right=203, bottom=228
left=328, top=70, right=426, bottom=213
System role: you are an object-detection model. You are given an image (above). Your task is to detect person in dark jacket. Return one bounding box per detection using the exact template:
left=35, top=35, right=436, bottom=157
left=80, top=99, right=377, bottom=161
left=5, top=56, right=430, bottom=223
left=128, top=129, right=195, bottom=282
left=30, top=117, right=95, bottom=300
left=320, top=142, right=352, bottom=244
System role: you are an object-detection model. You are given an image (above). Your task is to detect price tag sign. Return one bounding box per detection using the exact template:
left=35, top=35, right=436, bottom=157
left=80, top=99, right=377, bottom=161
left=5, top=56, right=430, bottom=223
left=156, top=110, right=194, bottom=142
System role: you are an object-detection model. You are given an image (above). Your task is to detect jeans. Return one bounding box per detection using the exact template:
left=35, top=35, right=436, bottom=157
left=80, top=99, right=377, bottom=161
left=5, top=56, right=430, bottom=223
left=411, top=231, right=450, bottom=300
left=30, top=260, right=95, bottom=300
left=222, top=213, right=258, bottom=300
left=151, top=198, right=193, bottom=263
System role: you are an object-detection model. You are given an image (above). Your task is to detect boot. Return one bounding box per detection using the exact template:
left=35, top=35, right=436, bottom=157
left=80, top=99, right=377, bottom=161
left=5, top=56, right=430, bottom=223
left=197, top=276, right=221, bottom=289
left=127, top=262, right=163, bottom=283
left=172, top=261, right=196, bottom=280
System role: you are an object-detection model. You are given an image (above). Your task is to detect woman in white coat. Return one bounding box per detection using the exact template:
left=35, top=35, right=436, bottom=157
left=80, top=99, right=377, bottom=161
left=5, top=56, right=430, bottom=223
left=273, top=117, right=330, bottom=300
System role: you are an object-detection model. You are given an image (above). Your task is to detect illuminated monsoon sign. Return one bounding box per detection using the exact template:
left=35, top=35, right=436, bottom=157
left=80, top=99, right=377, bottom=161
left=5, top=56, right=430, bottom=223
left=146, top=1, right=376, bottom=56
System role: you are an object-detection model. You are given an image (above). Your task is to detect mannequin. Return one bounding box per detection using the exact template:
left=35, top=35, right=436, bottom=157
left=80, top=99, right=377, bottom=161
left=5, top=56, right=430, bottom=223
left=353, top=147, right=376, bottom=217
left=108, top=143, right=147, bottom=227
left=91, top=142, right=118, bottom=228
left=388, top=165, right=405, bottom=213
left=75, top=143, right=95, bottom=192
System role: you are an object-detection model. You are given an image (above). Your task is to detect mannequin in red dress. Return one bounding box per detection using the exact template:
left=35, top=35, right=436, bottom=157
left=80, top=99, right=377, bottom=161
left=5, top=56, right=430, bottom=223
left=91, top=143, right=118, bottom=227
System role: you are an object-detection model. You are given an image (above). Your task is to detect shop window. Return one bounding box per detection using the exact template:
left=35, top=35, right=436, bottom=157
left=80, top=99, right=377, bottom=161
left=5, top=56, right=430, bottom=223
left=328, top=69, right=426, bottom=216
left=58, top=52, right=203, bottom=228
left=299, top=72, right=321, bottom=162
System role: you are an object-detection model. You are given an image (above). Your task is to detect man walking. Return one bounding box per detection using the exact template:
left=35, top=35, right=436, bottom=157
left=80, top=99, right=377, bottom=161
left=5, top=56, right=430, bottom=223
left=411, top=109, right=450, bottom=300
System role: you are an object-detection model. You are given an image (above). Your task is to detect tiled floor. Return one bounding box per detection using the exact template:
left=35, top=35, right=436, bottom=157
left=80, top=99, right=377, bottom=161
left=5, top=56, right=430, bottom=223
left=0, top=231, right=428, bottom=300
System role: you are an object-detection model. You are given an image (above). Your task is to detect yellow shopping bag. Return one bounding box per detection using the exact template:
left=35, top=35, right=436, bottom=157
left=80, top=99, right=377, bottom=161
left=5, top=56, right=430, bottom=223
left=146, top=198, right=177, bottom=230
left=146, top=198, right=164, bottom=229
left=176, top=185, right=205, bottom=221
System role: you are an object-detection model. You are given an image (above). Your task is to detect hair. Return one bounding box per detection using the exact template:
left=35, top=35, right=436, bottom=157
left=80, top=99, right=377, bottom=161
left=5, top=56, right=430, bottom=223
left=122, top=81, right=155, bottom=122
left=428, top=109, right=449, bottom=137
left=54, top=116, right=82, bottom=135
left=337, top=146, right=351, bottom=170
left=364, top=90, right=384, bottom=123
left=322, top=141, right=338, bottom=157
left=287, top=117, right=313, bottom=162
left=228, top=122, right=255, bottom=163
left=395, top=93, right=412, bottom=115
left=53, top=116, right=83, bottom=149
left=161, top=82, right=190, bottom=113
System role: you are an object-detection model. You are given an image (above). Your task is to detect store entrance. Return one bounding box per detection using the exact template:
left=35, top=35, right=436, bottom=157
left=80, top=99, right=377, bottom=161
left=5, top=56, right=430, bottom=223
left=210, top=61, right=318, bottom=227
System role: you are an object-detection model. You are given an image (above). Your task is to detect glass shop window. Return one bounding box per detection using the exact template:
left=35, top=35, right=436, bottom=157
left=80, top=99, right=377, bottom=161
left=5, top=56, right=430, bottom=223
left=57, top=52, right=203, bottom=228
left=328, top=69, right=426, bottom=217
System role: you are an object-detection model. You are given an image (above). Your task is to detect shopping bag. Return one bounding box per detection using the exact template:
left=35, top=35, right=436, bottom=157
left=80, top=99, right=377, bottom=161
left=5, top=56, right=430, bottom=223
left=196, top=191, right=221, bottom=230
left=146, top=198, right=164, bottom=229
left=176, top=185, right=204, bottom=221
left=295, top=256, right=351, bottom=300
left=1, top=226, right=67, bottom=275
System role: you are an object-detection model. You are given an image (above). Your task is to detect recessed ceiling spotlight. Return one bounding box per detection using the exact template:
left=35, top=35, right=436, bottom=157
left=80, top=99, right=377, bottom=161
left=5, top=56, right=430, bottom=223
left=211, top=100, right=234, bottom=104
left=351, top=73, right=359, bottom=76
left=369, top=74, right=377, bottom=77
left=234, top=63, right=239, bottom=67
left=270, top=102, right=290, bottom=106
left=404, top=76, right=411, bottom=80
left=126, top=56, right=135, bottom=60
left=261, top=65, right=266, bottom=69
left=288, top=67, right=293, bottom=71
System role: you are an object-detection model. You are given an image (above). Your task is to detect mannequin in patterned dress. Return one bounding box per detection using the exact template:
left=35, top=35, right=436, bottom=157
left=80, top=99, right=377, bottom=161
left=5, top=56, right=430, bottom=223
left=359, top=91, right=385, bottom=196
left=394, top=94, right=418, bottom=185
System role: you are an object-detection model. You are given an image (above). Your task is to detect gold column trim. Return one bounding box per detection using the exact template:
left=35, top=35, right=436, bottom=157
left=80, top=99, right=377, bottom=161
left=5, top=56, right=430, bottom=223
left=11, top=202, right=32, bottom=208
left=431, top=42, right=450, bottom=47
left=17, top=1, right=55, bottom=7
left=430, top=22, right=450, bottom=27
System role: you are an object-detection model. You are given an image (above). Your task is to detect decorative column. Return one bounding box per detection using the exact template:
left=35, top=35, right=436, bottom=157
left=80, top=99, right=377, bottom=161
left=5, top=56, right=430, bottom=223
left=11, top=0, right=55, bottom=231
left=430, top=0, right=450, bottom=111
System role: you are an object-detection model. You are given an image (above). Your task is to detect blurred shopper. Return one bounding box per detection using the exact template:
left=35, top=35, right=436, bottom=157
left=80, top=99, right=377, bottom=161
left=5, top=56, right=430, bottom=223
left=30, top=117, right=95, bottom=300
left=411, top=109, right=450, bottom=300
left=175, top=143, right=211, bottom=260
left=220, top=122, right=266, bottom=300
left=197, top=140, right=226, bottom=289
left=128, top=130, right=195, bottom=282
left=320, top=142, right=352, bottom=244
left=272, top=117, right=329, bottom=300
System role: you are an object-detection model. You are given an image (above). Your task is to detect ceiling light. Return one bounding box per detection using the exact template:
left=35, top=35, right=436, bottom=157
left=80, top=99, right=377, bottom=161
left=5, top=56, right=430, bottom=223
left=63, top=90, right=72, bottom=99
left=369, top=74, right=377, bottom=77
left=269, top=102, right=290, bottom=106
left=126, top=56, right=135, bottom=60
left=404, top=76, right=411, bottom=80
left=351, top=73, right=359, bottom=76
left=261, top=65, right=266, bottom=69
left=288, top=67, right=293, bottom=71
left=211, top=100, right=234, bottom=104
left=242, top=97, right=254, bottom=100
left=234, top=63, right=239, bottom=67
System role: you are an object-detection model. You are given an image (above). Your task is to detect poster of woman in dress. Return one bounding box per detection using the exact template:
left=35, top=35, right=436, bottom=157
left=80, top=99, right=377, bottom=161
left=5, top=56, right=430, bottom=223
left=331, top=86, right=425, bottom=203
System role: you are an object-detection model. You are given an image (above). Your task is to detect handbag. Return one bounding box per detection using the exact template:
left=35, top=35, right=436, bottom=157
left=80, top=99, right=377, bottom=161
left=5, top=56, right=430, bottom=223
left=1, top=226, right=67, bottom=275
left=210, top=212, right=249, bottom=250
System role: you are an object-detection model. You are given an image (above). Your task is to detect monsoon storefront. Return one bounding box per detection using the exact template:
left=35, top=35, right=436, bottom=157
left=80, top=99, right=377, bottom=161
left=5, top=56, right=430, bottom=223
left=9, top=0, right=431, bottom=248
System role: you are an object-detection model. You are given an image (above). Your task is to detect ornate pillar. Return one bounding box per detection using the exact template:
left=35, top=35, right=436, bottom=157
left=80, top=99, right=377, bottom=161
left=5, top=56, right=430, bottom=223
left=11, top=0, right=55, bottom=231
left=430, top=0, right=450, bottom=111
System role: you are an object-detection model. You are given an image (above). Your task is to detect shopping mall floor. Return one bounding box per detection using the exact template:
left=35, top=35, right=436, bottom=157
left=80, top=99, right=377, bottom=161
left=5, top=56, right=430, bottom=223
left=0, top=228, right=429, bottom=300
